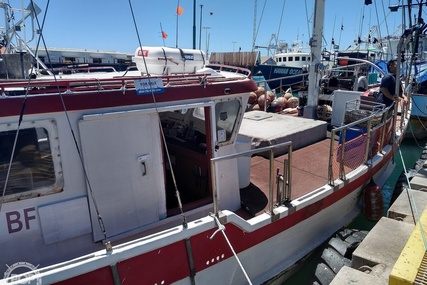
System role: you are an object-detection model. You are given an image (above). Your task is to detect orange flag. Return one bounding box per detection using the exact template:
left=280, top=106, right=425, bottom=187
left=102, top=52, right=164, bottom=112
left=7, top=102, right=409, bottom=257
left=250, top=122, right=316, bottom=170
left=162, top=31, right=168, bottom=39
left=176, top=5, right=184, bottom=15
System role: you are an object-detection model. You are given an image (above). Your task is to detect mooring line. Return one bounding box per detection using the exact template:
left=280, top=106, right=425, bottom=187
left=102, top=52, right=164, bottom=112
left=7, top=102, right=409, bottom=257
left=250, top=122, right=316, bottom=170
left=210, top=214, right=253, bottom=285
left=398, top=146, right=427, bottom=249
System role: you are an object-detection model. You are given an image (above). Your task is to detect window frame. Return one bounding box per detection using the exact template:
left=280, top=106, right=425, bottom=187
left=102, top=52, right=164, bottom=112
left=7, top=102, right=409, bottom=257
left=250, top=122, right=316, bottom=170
left=0, top=119, right=63, bottom=203
left=214, top=98, right=243, bottom=147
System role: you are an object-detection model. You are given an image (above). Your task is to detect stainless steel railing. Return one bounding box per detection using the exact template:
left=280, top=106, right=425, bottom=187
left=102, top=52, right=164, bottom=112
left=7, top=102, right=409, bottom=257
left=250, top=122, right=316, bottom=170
left=210, top=141, right=292, bottom=217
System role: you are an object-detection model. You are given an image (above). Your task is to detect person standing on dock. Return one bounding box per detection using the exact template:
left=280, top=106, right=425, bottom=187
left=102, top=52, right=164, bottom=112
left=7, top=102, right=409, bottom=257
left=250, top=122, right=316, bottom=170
left=376, top=59, right=408, bottom=108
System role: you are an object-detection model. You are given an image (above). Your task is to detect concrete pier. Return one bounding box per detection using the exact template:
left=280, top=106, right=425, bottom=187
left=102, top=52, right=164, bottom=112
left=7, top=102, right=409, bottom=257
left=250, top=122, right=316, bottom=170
left=330, top=167, right=427, bottom=284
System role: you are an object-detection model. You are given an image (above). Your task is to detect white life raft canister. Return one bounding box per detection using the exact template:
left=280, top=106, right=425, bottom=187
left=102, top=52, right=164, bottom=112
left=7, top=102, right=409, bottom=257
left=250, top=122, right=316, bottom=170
left=132, top=46, right=206, bottom=75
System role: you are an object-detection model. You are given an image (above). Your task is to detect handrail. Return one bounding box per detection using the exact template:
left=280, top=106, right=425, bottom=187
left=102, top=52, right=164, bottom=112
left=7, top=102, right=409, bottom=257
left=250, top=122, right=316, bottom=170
left=329, top=105, right=388, bottom=183
left=257, top=72, right=308, bottom=89
left=206, top=63, right=252, bottom=77
left=329, top=100, right=407, bottom=184
left=210, top=141, right=293, bottom=217
left=0, top=64, right=252, bottom=94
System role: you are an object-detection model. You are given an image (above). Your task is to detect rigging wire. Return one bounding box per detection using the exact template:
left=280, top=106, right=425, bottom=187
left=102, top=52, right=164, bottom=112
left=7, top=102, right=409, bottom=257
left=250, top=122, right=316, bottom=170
left=0, top=0, right=113, bottom=250
left=408, top=119, right=427, bottom=149
left=338, top=18, right=344, bottom=49
left=330, top=15, right=336, bottom=52
left=382, top=0, right=400, bottom=59
left=374, top=0, right=385, bottom=55
left=357, top=4, right=366, bottom=49
left=398, top=145, right=427, bottom=249
left=127, top=0, right=188, bottom=229
left=0, top=1, right=48, bottom=212
left=275, top=0, right=286, bottom=51
left=31, top=0, right=113, bottom=250
left=396, top=0, right=427, bottom=249
left=304, top=0, right=311, bottom=43
left=253, top=0, right=268, bottom=52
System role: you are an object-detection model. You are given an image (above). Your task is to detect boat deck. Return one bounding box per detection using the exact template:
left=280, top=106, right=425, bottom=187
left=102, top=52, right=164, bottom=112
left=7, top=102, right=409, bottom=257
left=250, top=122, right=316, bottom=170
left=235, top=112, right=333, bottom=219
left=235, top=102, right=408, bottom=220
left=237, top=138, right=332, bottom=219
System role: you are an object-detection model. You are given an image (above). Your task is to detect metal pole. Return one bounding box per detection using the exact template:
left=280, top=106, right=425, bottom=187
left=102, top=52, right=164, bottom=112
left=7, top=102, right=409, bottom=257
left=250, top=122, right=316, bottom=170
left=303, top=0, right=325, bottom=119
left=199, top=5, right=203, bottom=50
left=193, top=0, right=196, bottom=49
left=203, top=27, right=211, bottom=55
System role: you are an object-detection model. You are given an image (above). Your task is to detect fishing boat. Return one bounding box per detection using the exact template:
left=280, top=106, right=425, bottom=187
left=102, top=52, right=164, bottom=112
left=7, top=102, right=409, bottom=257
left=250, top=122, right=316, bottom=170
left=0, top=1, right=413, bottom=285
left=253, top=40, right=310, bottom=92
left=407, top=66, right=427, bottom=139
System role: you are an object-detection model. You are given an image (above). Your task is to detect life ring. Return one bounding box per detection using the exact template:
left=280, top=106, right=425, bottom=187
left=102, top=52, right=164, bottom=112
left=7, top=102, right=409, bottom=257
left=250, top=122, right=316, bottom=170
left=354, top=76, right=368, bottom=91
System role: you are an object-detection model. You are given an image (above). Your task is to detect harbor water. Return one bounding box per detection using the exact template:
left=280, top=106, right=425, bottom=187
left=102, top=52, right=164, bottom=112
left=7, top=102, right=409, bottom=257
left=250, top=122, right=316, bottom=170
left=284, top=136, right=427, bottom=285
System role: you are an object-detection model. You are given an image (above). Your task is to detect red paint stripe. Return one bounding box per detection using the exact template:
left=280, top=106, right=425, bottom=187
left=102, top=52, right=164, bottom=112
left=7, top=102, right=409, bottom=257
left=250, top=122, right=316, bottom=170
left=59, top=147, right=396, bottom=284
left=189, top=148, right=395, bottom=272
left=116, top=240, right=190, bottom=285
left=55, top=266, right=114, bottom=285
left=0, top=81, right=257, bottom=117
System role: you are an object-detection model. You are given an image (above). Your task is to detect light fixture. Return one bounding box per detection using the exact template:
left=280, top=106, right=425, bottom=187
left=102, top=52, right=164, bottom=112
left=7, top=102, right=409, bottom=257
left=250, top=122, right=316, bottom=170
left=389, top=5, right=399, bottom=12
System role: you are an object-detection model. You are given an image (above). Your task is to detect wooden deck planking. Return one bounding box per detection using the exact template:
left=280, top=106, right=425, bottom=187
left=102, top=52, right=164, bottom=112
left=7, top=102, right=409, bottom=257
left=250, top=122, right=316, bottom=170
left=238, top=138, right=332, bottom=218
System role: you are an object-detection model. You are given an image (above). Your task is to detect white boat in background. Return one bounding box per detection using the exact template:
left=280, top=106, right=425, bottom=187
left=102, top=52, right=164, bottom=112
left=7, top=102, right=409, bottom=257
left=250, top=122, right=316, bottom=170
left=408, top=67, right=427, bottom=139
left=254, top=40, right=310, bottom=92
left=0, top=1, right=414, bottom=284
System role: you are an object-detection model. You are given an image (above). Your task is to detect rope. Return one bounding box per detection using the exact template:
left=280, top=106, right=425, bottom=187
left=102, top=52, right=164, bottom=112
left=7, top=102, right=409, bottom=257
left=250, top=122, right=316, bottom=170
left=210, top=214, right=253, bottom=285
left=408, top=116, right=427, bottom=149
left=35, top=0, right=112, bottom=249
left=304, top=0, right=311, bottom=43
left=0, top=0, right=113, bottom=251
left=0, top=0, right=49, bottom=212
left=398, top=146, right=427, bottom=249
left=276, top=1, right=286, bottom=49
left=127, top=0, right=188, bottom=228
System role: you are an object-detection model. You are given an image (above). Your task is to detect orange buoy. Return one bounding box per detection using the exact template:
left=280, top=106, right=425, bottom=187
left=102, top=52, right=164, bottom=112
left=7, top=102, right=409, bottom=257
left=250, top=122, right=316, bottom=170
left=339, top=57, right=349, bottom=66
left=363, top=179, right=383, bottom=222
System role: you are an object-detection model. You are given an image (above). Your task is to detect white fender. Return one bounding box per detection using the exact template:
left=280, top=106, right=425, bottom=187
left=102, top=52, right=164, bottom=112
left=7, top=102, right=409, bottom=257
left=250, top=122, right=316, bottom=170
left=354, top=76, right=368, bottom=91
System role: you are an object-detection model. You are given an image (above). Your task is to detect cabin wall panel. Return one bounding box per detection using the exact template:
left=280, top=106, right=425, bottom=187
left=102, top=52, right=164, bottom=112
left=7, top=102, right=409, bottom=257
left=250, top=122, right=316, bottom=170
left=38, top=196, right=91, bottom=244
left=79, top=111, right=166, bottom=241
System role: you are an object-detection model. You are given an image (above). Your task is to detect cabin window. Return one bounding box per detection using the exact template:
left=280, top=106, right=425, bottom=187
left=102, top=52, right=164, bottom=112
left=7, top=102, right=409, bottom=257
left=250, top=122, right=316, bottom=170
left=92, top=58, right=102, bottom=64
left=64, top=57, right=75, bottom=63
left=193, top=107, right=205, bottom=120
left=288, top=57, right=293, bottom=62
left=215, top=100, right=241, bottom=143
left=302, top=56, right=307, bottom=61
left=295, top=56, right=300, bottom=61
left=277, top=57, right=282, bottom=62
left=283, top=57, right=287, bottom=62
left=0, top=122, right=60, bottom=202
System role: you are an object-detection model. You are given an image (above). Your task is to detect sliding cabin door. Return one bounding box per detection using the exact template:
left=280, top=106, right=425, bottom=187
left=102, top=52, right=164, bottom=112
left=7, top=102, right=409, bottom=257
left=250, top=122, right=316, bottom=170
left=79, top=111, right=165, bottom=241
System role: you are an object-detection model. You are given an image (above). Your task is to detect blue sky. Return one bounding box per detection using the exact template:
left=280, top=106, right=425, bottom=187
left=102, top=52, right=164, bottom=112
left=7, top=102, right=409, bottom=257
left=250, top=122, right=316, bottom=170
left=3, top=0, right=407, bottom=56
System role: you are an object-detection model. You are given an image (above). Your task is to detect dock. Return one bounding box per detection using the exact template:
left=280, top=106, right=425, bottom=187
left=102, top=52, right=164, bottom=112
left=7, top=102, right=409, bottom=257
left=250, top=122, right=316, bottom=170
left=330, top=164, right=427, bottom=284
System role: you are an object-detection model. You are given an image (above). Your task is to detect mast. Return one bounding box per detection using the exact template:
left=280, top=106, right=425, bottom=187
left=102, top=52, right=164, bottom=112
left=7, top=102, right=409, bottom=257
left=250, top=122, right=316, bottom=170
left=252, top=0, right=257, bottom=51
left=304, top=0, right=325, bottom=119
left=193, top=0, right=196, bottom=49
